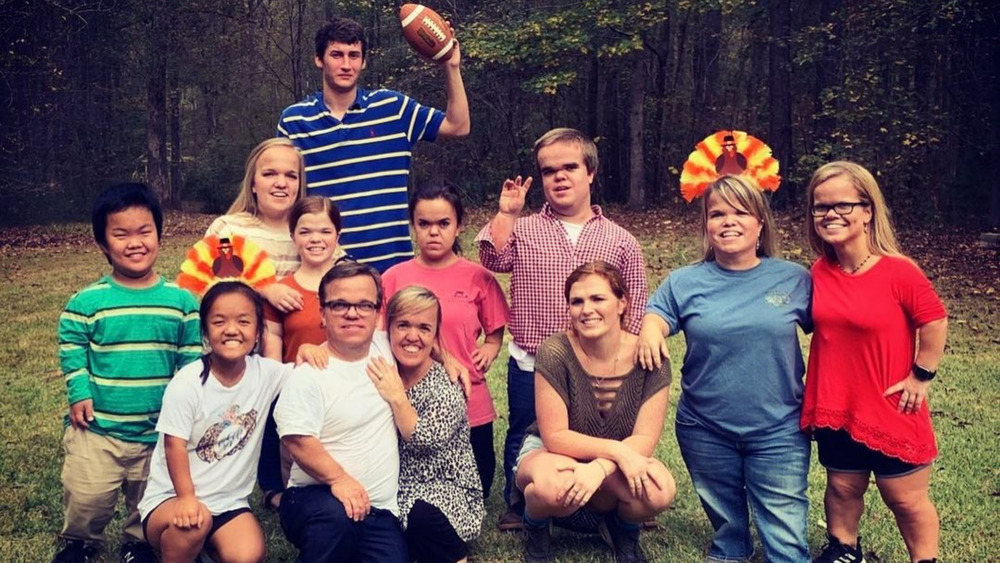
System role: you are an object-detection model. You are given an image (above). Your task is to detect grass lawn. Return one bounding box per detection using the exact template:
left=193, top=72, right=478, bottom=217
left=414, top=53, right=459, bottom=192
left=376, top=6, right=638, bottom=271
left=0, top=207, right=996, bottom=562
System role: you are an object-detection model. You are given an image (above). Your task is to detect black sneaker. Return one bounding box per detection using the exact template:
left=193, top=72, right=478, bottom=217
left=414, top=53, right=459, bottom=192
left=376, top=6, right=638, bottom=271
left=813, top=535, right=866, bottom=563
left=51, top=540, right=97, bottom=563
left=523, top=522, right=552, bottom=563
left=598, top=514, right=648, bottom=563
left=120, top=541, right=158, bottom=563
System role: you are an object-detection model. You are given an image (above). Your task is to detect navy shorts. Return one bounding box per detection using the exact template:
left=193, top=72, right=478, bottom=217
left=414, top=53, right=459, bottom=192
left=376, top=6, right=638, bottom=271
left=142, top=503, right=251, bottom=543
left=815, top=428, right=927, bottom=478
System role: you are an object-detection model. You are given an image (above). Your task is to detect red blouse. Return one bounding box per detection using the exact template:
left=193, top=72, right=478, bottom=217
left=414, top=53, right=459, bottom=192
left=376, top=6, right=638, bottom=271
left=801, top=255, right=947, bottom=464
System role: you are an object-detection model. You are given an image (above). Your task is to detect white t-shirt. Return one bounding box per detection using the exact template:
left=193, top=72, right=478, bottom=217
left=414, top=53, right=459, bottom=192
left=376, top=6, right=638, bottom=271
left=138, top=355, right=291, bottom=520
left=275, top=332, right=400, bottom=515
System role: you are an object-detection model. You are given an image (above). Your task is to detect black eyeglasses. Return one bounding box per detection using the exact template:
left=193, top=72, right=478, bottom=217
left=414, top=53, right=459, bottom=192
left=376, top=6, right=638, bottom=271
left=321, top=300, right=378, bottom=316
left=810, top=201, right=870, bottom=217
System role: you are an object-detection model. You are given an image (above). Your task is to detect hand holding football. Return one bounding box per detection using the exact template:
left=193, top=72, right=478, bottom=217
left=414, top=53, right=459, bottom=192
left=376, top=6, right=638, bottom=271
left=399, top=4, right=456, bottom=62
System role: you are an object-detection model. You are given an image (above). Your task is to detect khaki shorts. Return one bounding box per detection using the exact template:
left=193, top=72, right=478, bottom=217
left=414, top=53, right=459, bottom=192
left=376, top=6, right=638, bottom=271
left=60, top=427, right=152, bottom=545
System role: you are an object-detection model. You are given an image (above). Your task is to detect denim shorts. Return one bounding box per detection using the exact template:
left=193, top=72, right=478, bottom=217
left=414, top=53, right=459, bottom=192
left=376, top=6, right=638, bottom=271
left=513, top=433, right=545, bottom=475
left=815, top=428, right=927, bottom=478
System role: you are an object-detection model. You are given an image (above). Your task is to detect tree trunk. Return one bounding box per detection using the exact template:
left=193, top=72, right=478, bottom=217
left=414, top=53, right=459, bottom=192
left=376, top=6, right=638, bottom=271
left=586, top=54, right=600, bottom=138
left=813, top=0, right=842, bottom=148
left=651, top=8, right=671, bottom=202
left=691, top=8, right=721, bottom=137
left=168, top=73, right=182, bottom=209
left=627, top=53, right=647, bottom=208
left=146, top=7, right=169, bottom=203
left=768, top=0, right=793, bottom=208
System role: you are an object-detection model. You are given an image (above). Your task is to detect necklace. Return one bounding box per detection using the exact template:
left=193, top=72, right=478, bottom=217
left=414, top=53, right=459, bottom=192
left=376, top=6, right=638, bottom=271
left=839, top=254, right=872, bottom=274
left=577, top=332, right=622, bottom=387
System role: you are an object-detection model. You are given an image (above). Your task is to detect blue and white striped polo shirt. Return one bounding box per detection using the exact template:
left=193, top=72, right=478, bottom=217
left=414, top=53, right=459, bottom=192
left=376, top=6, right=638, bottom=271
left=277, top=88, right=444, bottom=272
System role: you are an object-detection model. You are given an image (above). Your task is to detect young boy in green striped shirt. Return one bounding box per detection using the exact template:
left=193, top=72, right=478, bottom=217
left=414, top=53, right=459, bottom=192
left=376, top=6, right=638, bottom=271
left=53, top=184, right=201, bottom=563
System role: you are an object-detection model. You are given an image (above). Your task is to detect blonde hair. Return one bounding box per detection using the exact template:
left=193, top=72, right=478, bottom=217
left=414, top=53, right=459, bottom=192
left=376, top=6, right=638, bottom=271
left=699, top=176, right=778, bottom=262
left=227, top=138, right=305, bottom=216
left=386, top=285, right=441, bottom=337
left=805, top=161, right=902, bottom=261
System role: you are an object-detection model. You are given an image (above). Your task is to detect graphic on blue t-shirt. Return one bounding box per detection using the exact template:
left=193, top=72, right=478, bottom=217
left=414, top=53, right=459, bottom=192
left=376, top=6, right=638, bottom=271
left=765, top=290, right=792, bottom=307
left=196, top=405, right=258, bottom=463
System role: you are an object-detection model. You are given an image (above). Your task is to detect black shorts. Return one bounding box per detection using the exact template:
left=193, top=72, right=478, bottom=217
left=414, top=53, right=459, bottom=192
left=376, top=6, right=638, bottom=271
left=142, top=503, right=251, bottom=544
left=815, top=428, right=927, bottom=478
left=404, top=499, right=468, bottom=563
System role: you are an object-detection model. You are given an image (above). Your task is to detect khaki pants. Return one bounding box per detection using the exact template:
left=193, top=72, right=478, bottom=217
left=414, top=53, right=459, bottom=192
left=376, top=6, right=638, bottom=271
left=59, top=427, right=152, bottom=545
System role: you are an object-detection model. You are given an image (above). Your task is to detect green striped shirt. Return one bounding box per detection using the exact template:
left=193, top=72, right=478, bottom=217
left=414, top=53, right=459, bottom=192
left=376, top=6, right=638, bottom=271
left=58, top=276, right=201, bottom=443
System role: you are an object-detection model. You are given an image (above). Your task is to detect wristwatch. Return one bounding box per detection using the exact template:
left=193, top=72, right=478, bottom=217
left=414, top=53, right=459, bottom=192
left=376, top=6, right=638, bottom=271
left=913, top=364, right=937, bottom=381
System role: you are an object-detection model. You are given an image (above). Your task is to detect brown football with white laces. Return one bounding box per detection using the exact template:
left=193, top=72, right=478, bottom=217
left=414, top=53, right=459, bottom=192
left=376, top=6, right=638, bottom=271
left=399, top=4, right=456, bottom=62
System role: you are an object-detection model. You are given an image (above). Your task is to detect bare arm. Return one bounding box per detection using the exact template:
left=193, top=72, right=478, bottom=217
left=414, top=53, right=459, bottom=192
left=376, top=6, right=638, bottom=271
left=472, top=326, right=505, bottom=372
left=884, top=317, right=948, bottom=414
left=637, top=313, right=672, bottom=370
left=366, top=357, right=418, bottom=440
left=488, top=176, right=532, bottom=249
left=436, top=43, right=470, bottom=138
left=914, top=317, right=948, bottom=372
left=621, top=387, right=670, bottom=456
left=263, top=320, right=284, bottom=361
left=164, top=435, right=204, bottom=529
left=282, top=434, right=371, bottom=521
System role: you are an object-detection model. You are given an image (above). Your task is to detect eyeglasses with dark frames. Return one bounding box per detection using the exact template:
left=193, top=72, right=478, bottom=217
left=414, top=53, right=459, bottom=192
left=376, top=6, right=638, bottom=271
left=810, top=201, right=870, bottom=217
left=321, top=300, right=378, bottom=316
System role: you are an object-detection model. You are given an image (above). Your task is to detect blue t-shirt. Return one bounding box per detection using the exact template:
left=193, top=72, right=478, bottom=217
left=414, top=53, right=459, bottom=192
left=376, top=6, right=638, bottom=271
left=646, top=258, right=811, bottom=437
left=277, top=88, right=445, bottom=272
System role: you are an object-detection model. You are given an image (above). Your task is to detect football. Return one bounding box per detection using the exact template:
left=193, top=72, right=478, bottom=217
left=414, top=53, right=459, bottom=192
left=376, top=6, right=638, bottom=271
left=399, top=4, right=456, bottom=62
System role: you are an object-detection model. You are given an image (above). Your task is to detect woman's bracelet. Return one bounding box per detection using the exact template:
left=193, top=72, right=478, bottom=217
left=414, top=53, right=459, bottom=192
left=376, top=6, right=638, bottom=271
left=593, top=459, right=609, bottom=479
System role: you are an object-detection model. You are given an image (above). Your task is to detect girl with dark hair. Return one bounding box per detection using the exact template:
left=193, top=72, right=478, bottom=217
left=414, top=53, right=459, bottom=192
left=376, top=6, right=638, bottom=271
left=381, top=184, right=509, bottom=498
left=137, top=282, right=293, bottom=563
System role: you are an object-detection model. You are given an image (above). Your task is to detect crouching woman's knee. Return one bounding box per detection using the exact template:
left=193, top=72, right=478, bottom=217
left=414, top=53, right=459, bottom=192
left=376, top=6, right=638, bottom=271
left=643, top=460, right=677, bottom=513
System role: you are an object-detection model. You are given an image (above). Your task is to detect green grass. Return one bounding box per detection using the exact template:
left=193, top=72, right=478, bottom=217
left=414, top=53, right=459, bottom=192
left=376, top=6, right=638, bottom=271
left=0, top=209, right=996, bottom=562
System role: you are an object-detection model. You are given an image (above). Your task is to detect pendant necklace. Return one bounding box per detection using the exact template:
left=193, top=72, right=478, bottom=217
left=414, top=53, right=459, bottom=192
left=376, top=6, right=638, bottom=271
left=839, top=253, right=873, bottom=275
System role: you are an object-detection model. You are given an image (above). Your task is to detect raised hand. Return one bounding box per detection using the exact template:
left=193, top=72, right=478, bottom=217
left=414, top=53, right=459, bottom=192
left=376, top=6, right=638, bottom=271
left=499, top=176, right=532, bottom=216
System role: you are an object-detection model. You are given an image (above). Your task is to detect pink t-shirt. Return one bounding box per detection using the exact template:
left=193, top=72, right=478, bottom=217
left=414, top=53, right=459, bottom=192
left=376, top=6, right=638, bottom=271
left=382, top=258, right=510, bottom=426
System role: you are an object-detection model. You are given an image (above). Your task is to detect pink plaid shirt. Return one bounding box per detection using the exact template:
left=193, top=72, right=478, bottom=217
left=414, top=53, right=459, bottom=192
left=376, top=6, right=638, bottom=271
left=476, top=204, right=648, bottom=354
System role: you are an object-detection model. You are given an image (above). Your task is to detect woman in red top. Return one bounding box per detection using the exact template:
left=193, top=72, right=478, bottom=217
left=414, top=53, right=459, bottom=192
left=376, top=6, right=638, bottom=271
left=802, top=162, right=948, bottom=563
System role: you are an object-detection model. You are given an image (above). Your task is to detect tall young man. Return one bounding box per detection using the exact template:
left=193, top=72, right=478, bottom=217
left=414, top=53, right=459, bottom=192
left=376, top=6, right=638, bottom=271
left=277, top=17, right=470, bottom=272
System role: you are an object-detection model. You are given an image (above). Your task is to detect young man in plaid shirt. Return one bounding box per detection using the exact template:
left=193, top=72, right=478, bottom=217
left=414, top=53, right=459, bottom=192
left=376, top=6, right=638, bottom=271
left=476, top=128, right=649, bottom=530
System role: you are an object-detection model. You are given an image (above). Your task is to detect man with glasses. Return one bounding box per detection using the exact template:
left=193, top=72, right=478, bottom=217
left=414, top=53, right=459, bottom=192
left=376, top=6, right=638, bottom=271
left=273, top=261, right=406, bottom=562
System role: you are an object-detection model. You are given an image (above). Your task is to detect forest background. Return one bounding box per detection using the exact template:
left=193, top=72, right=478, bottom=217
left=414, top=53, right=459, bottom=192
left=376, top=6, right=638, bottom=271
left=2, top=1, right=999, bottom=561
left=1, top=0, right=998, bottom=227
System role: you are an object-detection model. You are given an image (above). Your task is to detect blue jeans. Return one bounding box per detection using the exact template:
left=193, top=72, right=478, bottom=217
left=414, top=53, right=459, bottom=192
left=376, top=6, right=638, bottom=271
left=502, top=357, right=536, bottom=506
left=257, top=398, right=283, bottom=493
left=675, top=417, right=810, bottom=563
left=279, top=485, right=407, bottom=563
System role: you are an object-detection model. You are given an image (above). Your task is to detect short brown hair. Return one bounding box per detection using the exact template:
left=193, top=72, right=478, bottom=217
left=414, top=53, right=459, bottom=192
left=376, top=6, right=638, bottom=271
left=319, top=261, right=383, bottom=308
left=533, top=128, right=599, bottom=175
left=289, top=196, right=342, bottom=235
left=563, top=260, right=629, bottom=326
